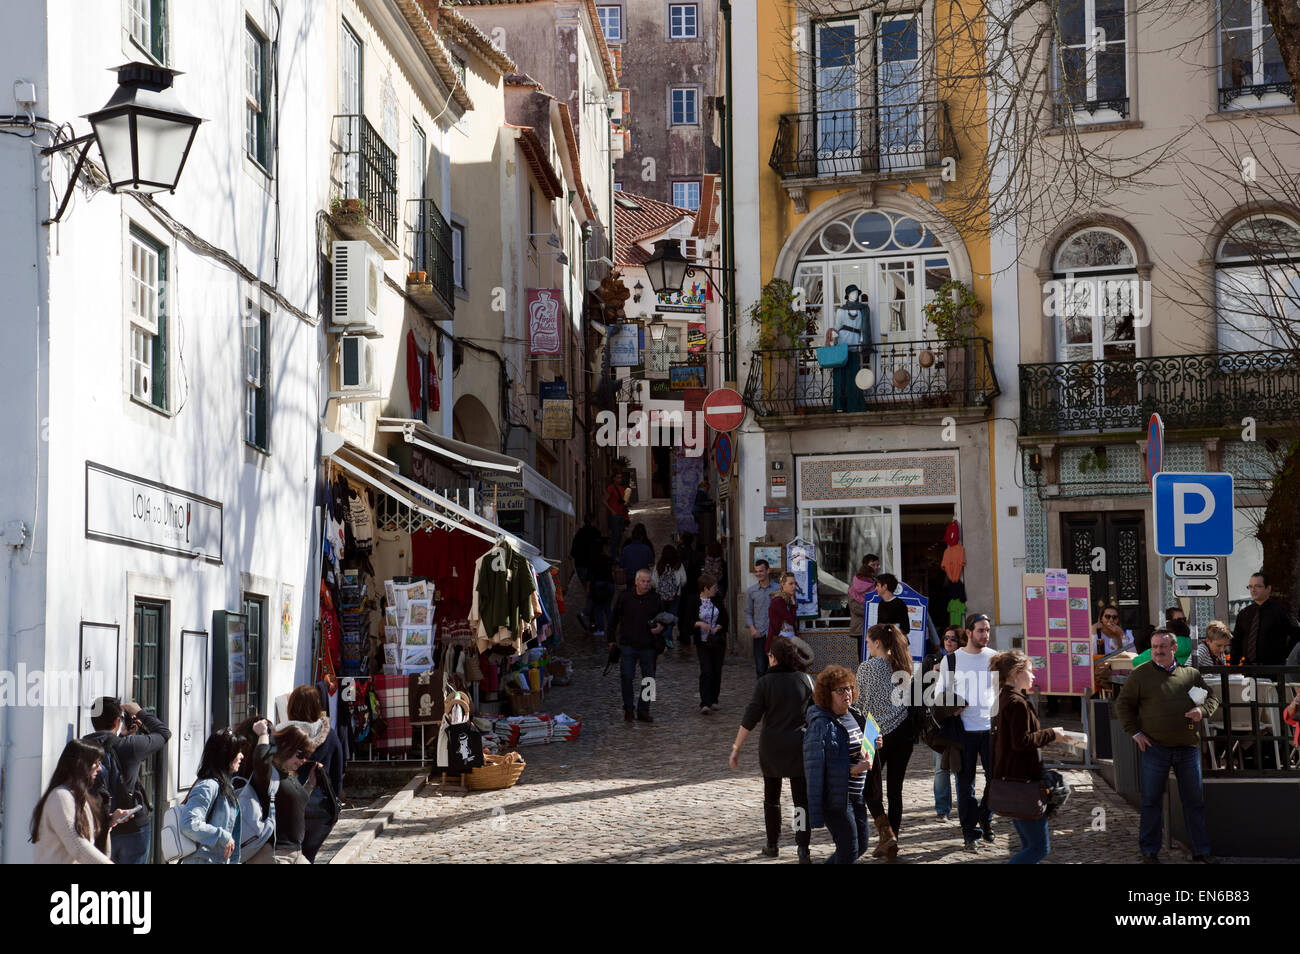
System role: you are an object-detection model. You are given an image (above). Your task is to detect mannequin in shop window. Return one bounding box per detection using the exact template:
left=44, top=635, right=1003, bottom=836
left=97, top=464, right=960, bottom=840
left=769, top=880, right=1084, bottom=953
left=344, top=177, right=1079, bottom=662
left=824, top=285, right=871, bottom=413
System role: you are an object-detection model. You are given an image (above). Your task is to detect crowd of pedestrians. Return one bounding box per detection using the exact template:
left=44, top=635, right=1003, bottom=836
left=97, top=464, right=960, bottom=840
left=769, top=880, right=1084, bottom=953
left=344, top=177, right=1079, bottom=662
left=33, top=683, right=345, bottom=864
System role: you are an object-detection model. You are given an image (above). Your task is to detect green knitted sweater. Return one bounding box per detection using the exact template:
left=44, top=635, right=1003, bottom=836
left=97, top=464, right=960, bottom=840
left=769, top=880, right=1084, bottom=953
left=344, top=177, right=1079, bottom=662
left=1113, top=662, right=1219, bottom=747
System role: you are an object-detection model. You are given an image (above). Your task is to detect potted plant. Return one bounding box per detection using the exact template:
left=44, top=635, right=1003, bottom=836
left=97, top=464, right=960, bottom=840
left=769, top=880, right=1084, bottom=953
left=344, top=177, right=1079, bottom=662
left=329, top=194, right=366, bottom=221
left=922, top=278, right=983, bottom=398
left=747, top=278, right=810, bottom=413
left=408, top=270, right=428, bottom=284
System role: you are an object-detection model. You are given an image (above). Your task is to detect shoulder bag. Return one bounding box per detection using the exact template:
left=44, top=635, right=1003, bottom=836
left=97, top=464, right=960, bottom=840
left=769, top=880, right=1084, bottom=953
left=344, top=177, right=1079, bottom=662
left=988, top=776, right=1049, bottom=821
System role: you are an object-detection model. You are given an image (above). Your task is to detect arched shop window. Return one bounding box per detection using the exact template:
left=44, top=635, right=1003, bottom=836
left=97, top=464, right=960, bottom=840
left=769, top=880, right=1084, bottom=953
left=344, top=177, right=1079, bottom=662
left=1050, top=227, right=1140, bottom=363
left=1215, top=213, right=1300, bottom=353
left=792, top=209, right=953, bottom=345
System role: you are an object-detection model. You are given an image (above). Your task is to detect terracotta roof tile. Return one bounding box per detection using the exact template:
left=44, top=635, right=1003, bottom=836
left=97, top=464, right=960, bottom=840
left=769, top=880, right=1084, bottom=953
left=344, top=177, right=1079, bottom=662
left=613, top=190, right=694, bottom=267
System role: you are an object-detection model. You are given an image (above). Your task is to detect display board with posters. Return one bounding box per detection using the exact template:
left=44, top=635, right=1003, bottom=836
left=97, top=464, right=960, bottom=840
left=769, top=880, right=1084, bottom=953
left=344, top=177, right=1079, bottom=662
left=1022, top=570, right=1093, bottom=695
left=609, top=323, right=640, bottom=367
left=864, top=582, right=930, bottom=662
left=787, top=542, right=819, bottom=619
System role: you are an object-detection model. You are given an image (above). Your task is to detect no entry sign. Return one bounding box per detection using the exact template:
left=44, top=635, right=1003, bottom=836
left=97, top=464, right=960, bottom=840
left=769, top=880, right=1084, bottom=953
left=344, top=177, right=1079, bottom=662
left=702, top=387, right=745, bottom=432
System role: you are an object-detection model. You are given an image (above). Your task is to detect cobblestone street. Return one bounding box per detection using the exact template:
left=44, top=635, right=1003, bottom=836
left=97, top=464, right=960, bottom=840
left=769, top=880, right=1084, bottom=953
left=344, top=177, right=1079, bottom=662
left=347, top=498, right=1193, bottom=864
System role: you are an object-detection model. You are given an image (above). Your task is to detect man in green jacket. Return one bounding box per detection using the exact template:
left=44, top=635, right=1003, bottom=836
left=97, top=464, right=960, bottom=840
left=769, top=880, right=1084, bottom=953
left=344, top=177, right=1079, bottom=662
left=1114, top=629, right=1220, bottom=864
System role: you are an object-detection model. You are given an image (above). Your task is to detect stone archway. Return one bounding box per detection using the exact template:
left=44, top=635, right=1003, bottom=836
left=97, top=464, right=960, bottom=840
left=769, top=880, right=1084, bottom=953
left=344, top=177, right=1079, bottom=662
left=453, top=394, right=499, bottom=451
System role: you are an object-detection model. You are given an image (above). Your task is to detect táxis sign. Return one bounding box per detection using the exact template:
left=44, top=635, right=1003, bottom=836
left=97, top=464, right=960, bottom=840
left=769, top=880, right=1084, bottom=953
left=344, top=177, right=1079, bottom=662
left=85, top=461, right=223, bottom=564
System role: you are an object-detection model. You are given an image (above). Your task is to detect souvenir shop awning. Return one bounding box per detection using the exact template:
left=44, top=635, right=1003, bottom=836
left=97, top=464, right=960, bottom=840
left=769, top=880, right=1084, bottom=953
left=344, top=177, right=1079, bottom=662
left=376, top=417, right=575, bottom=518
left=327, top=442, right=541, bottom=561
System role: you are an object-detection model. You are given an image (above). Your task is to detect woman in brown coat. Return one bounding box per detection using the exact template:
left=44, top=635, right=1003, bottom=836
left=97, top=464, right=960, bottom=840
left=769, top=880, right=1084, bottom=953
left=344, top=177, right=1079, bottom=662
left=991, top=651, right=1066, bottom=864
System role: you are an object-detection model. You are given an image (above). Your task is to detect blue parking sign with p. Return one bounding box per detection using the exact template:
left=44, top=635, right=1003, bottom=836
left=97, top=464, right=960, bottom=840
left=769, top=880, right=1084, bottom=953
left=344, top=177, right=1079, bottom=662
left=1152, top=473, right=1234, bottom=556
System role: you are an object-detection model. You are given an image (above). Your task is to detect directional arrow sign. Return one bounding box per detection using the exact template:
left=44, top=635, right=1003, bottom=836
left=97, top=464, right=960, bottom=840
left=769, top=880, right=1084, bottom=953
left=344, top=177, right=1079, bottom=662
left=1172, top=557, right=1218, bottom=578
left=1173, top=578, right=1219, bottom=598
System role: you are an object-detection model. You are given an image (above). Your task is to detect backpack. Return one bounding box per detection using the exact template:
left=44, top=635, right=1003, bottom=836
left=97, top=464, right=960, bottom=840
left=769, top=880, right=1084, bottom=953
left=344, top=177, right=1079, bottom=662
left=918, top=653, right=968, bottom=753
left=158, top=784, right=218, bottom=863
left=656, top=567, right=681, bottom=603
left=90, top=740, right=136, bottom=815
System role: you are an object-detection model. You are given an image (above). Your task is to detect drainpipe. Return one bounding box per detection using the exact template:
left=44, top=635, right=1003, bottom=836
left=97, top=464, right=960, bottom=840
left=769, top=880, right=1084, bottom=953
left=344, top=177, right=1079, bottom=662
left=0, top=520, right=29, bottom=864
left=720, top=0, right=737, bottom=385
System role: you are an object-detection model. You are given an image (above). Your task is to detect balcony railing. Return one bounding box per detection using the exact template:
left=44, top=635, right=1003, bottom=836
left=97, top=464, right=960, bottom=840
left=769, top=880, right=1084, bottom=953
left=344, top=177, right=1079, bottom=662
left=1019, top=348, right=1300, bottom=435
left=743, top=338, right=998, bottom=418
left=336, top=114, right=398, bottom=244
left=1219, top=81, right=1295, bottom=111
left=1053, top=97, right=1131, bottom=125
left=769, top=101, right=957, bottom=180
left=410, top=197, right=455, bottom=312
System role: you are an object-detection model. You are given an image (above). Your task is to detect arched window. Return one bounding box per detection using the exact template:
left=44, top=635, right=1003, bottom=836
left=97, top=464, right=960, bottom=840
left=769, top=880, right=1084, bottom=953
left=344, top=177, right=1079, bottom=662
left=1051, top=227, right=1140, bottom=363
left=1215, top=214, right=1300, bottom=353
left=792, top=209, right=949, bottom=346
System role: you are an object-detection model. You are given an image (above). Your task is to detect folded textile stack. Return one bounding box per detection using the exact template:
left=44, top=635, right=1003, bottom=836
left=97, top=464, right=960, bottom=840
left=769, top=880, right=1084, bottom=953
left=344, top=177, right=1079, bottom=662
left=551, top=713, right=582, bottom=741
left=492, top=714, right=553, bottom=747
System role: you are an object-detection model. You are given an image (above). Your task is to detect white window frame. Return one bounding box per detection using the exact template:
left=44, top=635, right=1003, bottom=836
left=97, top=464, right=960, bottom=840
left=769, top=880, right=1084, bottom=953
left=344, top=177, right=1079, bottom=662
left=244, top=298, right=271, bottom=450
left=244, top=19, right=270, bottom=170
left=451, top=220, right=466, bottom=291
left=1214, top=214, right=1300, bottom=352
left=1055, top=0, right=1129, bottom=124
left=1218, top=0, right=1292, bottom=109
left=672, top=180, right=701, bottom=210
left=669, top=87, right=699, bottom=126
left=125, top=0, right=167, bottom=65
left=127, top=224, right=168, bottom=411
left=669, top=3, right=698, bottom=39
left=597, top=5, right=623, bottom=43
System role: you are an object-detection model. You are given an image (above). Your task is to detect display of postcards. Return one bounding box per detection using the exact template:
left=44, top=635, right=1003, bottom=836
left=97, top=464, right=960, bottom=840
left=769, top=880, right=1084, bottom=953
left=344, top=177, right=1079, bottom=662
left=385, top=625, right=399, bottom=643
left=1049, top=642, right=1067, bottom=655
left=385, top=581, right=397, bottom=605
left=401, top=645, right=433, bottom=670
left=401, top=625, right=430, bottom=647
left=407, top=600, right=432, bottom=625
left=385, top=608, right=399, bottom=628
left=1071, top=654, right=1090, bottom=668
left=1070, top=641, right=1090, bottom=656
left=1031, top=656, right=1048, bottom=672
left=1025, top=586, right=1044, bottom=601
left=384, top=643, right=400, bottom=666
left=1068, top=597, right=1087, bottom=611
left=1048, top=617, right=1068, bottom=630
left=392, top=586, right=410, bottom=620
left=406, top=580, right=430, bottom=601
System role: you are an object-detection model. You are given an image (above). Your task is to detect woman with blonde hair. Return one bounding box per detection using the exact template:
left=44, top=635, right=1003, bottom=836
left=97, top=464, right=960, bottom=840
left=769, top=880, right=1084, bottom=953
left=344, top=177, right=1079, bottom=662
left=768, top=572, right=799, bottom=646
left=855, top=623, right=915, bottom=860
left=990, top=651, right=1066, bottom=864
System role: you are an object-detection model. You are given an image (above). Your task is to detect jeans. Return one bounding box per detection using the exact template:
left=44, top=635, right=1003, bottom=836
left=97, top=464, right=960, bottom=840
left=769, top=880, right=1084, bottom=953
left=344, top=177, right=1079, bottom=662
left=957, top=729, right=993, bottom=840
left=1009, top=816, right=1051, bottom=864
left=753, top=637, right=769, bottom=676
left=110, top=825, right=151, bottom=865
left=1139, top=742, right=1211, bottom=857
left=865, top=723, right=914, bottom=834
left=762, top=776, right=810, bottom=850
left=608, top=514, right=626, bottom=551
left=822, top=798, right=859, bottom=864
left=620, top=646, right=657, bottom=715
left=933, top=749, right=958, bottom=816
left=591, top=599, right=612, bottom=634
left=850, top=792, right=870, bottom=859
left=697, top=636, right=726, bottom=706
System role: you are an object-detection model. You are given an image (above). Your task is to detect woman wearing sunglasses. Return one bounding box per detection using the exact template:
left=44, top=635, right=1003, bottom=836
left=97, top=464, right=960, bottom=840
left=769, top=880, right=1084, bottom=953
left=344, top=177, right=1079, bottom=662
left=272, top=723, right=319, bottom=864
left=803, top=665, right=871, bottom=863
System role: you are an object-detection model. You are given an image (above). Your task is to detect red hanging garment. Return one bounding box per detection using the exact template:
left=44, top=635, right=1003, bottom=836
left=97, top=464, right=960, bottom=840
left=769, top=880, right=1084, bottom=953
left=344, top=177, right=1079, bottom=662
left=406, top=330, right=422, bottom=415
left=427, top=346, right=441, bottom=413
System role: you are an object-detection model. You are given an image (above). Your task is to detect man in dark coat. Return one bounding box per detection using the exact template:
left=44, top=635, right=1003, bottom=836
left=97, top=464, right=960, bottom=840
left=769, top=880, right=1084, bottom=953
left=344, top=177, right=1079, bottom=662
left=608, top=568, right=664, bottom=723
left=84, top=696, right=171, bottom=864
left=1231, top=572, right=1300, bottom=666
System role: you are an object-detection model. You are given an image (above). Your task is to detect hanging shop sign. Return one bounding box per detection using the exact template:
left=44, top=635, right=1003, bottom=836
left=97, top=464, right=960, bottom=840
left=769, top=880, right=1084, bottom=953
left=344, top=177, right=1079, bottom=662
left=478, top=478, right=526, bottom=511
left=669, top=361, right=707, bottom=390
left=540, top=380, right=568, bottom=400
left=527, top=288, right=564, bottom=357
left=649, top=379, right=679, bottom=400
left=608, top=323, right=641, bottom=367
left=541, top=398, right=574, bottom=440
left=688, top=322, right=707, bottom=354
left=85, top=461, right=223, bottom=564
left=656, top=274, right=709, bottom=312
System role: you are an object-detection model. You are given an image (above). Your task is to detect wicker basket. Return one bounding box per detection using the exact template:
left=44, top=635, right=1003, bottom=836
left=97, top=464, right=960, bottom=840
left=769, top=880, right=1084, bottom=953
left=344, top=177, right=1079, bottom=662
left=462, top=751, right=526, bottom=791
left=507, top=688, right=544, bottom=715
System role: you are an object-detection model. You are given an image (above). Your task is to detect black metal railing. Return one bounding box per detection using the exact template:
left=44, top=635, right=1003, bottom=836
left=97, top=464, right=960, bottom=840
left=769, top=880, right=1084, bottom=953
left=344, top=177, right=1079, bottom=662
left=1053, top=97, right=1130, bottom=124
left=1019, top=348, right=1300, bottom=435
left=1219, top=81, right=1295, bottom=111
left=769, top=101, right=957, bottom=180
left=410, top=197, right=455, bottom=310
left=335, top=114, right=398, bottom=244
left=1199, top=665, right=1299, bottom=777
left=743, top=337, right=998, bottom=418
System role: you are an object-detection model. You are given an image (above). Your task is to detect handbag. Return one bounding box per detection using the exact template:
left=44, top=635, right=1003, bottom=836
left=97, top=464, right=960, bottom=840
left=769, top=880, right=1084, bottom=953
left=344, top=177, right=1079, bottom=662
left=988, top=777, right=1049, bottom=821
left=158, top=785, right=218, bottom=863
left=436, top=691, right=484, bottom=772
left=816, top=344, right=849, bottom=368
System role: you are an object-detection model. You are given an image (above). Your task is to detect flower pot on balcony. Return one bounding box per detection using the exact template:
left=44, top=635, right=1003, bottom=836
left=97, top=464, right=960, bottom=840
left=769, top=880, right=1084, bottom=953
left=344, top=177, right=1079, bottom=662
left=944, top=342, right=973, bottom=399
left=343, top=198, right=363, bottom=213
left=408, top=270, right=427, bottom=283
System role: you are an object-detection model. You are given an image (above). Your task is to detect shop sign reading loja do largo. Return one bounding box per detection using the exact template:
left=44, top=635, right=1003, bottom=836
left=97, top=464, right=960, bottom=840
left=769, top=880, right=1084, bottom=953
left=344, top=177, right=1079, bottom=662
left=85, top=461, right=224, bottom=564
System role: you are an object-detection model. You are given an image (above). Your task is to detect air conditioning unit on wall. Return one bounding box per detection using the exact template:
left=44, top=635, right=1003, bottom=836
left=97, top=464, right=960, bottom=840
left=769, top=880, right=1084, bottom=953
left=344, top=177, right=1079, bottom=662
left=338, top=334, right=377, bottom=393
left=331, top=240, right=383, bottom=329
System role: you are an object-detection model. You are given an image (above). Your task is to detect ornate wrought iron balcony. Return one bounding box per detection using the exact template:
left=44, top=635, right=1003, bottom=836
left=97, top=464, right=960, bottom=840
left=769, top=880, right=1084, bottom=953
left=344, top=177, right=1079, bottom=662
left=1218, top=81, right=1295, bottom=111
left=743, top=338, right=998, bottom=419
left=1018, top=349, right=1300, bottom=435
left=335, top=114, right=398, bottom=245
left=409, top=197, right=455, bottom=316
left=1053, top=97, right=1131, bottom=125
left=769, top=101, right=957, bottom=182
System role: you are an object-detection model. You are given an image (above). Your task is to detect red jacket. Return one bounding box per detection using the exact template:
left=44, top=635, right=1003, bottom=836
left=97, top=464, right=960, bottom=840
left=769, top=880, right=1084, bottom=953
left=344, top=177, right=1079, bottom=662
left=767, top=595, right=797, bottom=652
